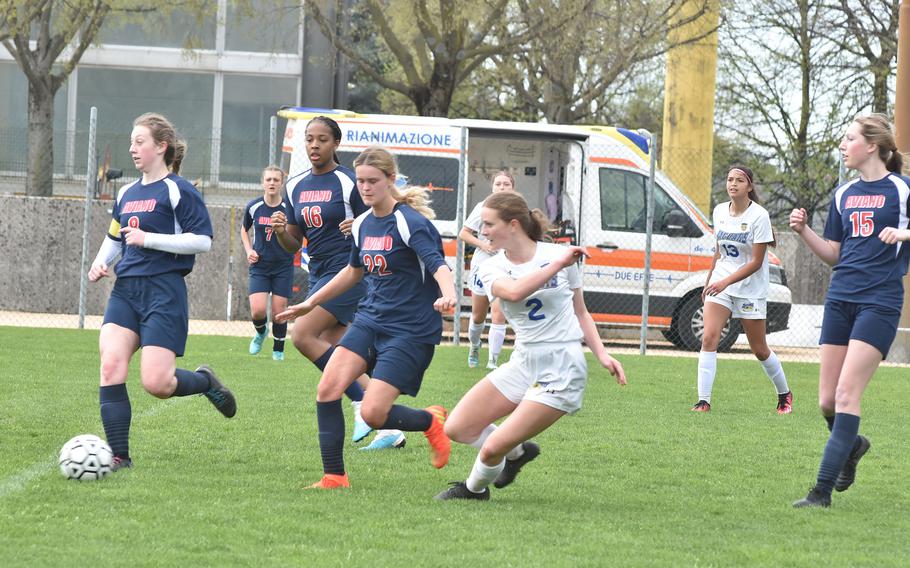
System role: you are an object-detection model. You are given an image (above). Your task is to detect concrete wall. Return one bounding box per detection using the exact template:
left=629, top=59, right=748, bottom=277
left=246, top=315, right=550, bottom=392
left=774, top=232, right=831, bottom=305
left=0, top=195, right=256, bottom=320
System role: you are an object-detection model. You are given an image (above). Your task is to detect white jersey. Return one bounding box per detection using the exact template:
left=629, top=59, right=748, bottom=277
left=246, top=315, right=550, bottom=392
left=478, top=242, right=583, bottom=345
left=464, top=200, right=495, bottom=269
left=709, top=201, right=773, bottom=299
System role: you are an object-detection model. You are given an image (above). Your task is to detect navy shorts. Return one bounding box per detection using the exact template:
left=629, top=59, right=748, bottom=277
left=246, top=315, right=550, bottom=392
left=103, top=273, right=189, bottom=356
left=338, top=320, right=436, bottom=397
left=308, top=269, right=366, bottom=326
left=249, top=262, right=293, bottom=297
left=820, top=299, right=901, bottom=358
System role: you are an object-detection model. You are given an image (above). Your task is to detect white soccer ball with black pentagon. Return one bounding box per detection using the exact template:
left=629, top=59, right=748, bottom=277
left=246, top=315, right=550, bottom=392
left=59, top=434, right=113, bottom=481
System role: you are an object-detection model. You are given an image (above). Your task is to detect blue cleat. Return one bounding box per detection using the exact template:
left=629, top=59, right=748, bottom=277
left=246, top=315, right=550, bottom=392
left=468, top=344, right=480, bottom=368
left=351, top=401, right=373, bottom=442
left=249, top=331, right=267, bottom=355
left=272, top=351, right=284, bottom=361
left=360, top=430, right=406, bottom=450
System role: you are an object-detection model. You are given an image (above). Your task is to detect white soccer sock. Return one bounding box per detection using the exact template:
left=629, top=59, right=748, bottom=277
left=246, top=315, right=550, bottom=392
left=468, top=424, right=497, bottom=449
left=465, top=454, right=505, bottom=493
left=488, top=324, right=507, bottom=361
left=468, top=321, right=485, bottom=348
left=506, top=442, right=525, bottom=461
left=759, top=350, right=789, bottom=395
left=697, top=351, right=717, bottom=403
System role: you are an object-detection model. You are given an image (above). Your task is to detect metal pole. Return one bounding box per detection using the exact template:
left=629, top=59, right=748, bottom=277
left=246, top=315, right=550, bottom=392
left=639, top=130, right=657, bottom=355
left=838, top=153, right=846, bottom=186
left=891, top=0, right=910, bottom=362
left=227, top=206, right=236, bottom=321
left=453, top=126, right=468, bottom=346
left=78, top=107, right=98, bottom=329
left=269, top=115, right=278, bottom=166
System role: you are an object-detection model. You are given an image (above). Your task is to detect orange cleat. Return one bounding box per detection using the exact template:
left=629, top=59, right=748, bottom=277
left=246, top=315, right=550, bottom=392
left=305, top=473, right=350, bottom=490
left=423, top=405, right=451, bottom=469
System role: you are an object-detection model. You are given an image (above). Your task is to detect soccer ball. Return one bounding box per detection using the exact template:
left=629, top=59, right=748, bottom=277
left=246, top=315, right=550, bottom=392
left=59, top=434, right=114, bottom=481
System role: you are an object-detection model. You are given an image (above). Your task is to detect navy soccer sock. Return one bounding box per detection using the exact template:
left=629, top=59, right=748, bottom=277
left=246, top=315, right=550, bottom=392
left=317, top=399, right=346, bottom=475
left=816, top=413, right=861, bottom=494
left=272, top=322, right=287, bottom=353
left=173, top=368, right=211, bottom=396
left=381, top=405, right=433, bottom=432
left=824, top=414, right=835, bottom=431
left=313, top=346, right=363, bottom=401
left=100, top=384, right=131, bottom=459
left=253, top=317, right=267, bottom=335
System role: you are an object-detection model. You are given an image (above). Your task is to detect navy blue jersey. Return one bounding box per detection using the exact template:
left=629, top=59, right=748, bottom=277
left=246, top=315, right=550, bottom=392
left=285, top=166, right=367, bottom=276
left=108, top=174, right=213, bottom=277
left=824, top=173, right=910, bottom=307
left=350, top=203, right=448, bottom=343
left=242, top=196, right=295, bottom=266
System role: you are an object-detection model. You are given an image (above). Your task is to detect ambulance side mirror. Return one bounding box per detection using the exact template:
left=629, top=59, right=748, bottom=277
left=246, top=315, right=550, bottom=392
left=663, top=209, right=700, bottom=238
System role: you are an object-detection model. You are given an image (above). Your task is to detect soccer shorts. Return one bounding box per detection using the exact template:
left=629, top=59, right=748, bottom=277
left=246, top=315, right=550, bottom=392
left=249, top=261, right=294, bottom=297
left=705, top=292, right=766, bottom=319
left=338, top=320, right=436, bottom=397
left=487, top=341, right=588, bottom=414
left=307, top=268, right=367, bottom=326
left=820, top=299, right=901, bottom=358
left=103, top=273, right=189, bottom=356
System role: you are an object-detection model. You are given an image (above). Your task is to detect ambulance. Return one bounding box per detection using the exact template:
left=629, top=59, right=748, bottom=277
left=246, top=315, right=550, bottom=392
left=278, top=107, right=792, bottom=351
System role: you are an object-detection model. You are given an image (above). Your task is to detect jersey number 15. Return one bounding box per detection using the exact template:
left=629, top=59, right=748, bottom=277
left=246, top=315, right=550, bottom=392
left=849, top=211, right=874, bottom=237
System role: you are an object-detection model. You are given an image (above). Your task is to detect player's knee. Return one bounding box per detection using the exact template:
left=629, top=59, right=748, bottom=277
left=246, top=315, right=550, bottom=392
left=360, top=403, right=388, bottom=429
left=316, top=376, right=345, bottom=401
left=479, top=440, right=508, bottom=464
left=141, top=373, right=172, bottom=399
left=99, top=355, right=128, bottom=385
left=833, top=385, right=857, bottom=410
left=443, top=419, right=474, bottom=444
left=752, top=346, right=771, bottom=361
left=701, top=332, right=720, bottom=351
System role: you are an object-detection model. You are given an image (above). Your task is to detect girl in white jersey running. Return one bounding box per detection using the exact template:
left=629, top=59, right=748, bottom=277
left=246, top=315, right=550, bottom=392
left=459, top=171, right=516, bottom=369
left=435, top=192, right=626, bottom=501
left=691, top=165, right=792, bottom=414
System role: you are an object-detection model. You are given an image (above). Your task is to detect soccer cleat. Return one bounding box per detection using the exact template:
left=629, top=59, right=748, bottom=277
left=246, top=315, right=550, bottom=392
left=793, top=487, right=831, bottom=508
left=468, top=344, right=480, bottom=368
left=360, top=430, right=406, bottom=451
left=110, top=456, right=132, bottom=472
left=493, top=441, right=540, bottom=489
left=423, top=405, right=451, bottom=469
left=434, top=481, right=490, bottom=501
left=249, top=331, right=267, bottom=355
left=272, top=351, right=285, bottom=362
left=777, top=391, right=793, bottom=414
left=835, top=435, right=871, bottom=492
left=351, top=401, right=373, bottom=442
left=691, top=400, right=711, bottom=412
left=197, top=365, right=237, bottom=418
left=306, top=473, right=350, bottom=490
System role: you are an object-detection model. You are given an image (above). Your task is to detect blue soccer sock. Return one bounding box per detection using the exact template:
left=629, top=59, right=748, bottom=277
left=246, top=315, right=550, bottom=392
left=815, top=412, right=861, bottom=494
left=381, top=405, right=433, bottom=432
left=100, top=384, right=131, bottom=459
left=824, top=414, right=835, bottom=431
left=317, top=399, right=346, bottom=475
left=272, top=322, right=287, bottom=353
left=313, top=346, right=364, bottom=401
left=173, top=368, right=211, bottom=396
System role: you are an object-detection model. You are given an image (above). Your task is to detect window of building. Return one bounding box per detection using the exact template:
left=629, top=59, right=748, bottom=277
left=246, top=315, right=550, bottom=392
left=99, top=10, right=216, bottom=50
left=225, top=1, right=301, bottom=54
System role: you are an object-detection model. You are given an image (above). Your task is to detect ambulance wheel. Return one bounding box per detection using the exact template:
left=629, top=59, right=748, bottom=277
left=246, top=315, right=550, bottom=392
left=671, top=293, right=740, bottom=352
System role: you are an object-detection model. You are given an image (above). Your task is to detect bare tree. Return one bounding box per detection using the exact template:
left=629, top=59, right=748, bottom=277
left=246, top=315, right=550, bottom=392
left=304, top=0, right=585, bottom=117
left=2, top=1, right=217, bottom=196
left=716, top=0, right=857, bottom=223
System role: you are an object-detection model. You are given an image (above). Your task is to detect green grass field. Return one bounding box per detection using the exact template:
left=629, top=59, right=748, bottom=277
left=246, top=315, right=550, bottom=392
left=1, top=326, right=908, bottom=567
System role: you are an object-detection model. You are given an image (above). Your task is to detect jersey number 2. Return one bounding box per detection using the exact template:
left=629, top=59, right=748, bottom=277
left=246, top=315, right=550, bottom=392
left=849, top=211, right=874, bottom=237
left=526, top=298, right=546, bottom=321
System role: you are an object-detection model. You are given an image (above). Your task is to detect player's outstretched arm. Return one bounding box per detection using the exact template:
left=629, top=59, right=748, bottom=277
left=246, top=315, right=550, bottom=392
left=275, top=265, right=364, bottom=323
left=573, top=288, right=626, bottom=385
left=492, top=245, right=589, bottom=302
left=789, top=208, right=840, bottom=266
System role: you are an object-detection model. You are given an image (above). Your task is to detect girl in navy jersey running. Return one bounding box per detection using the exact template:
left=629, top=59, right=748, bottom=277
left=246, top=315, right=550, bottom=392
left=276, top=145, right=457, bottom=489
left=790, top=114, right=910, bottom=508
left=460, top=171, right=515, bottom=369
left=241, top=165, right=295, bottom=361
left=691, top=166, right=792, bottom=414
left=88, top=113, right=236, bottom=471
left=436, top=192, right=626, bottom=501
left=270, top=116, right=402, bottom=447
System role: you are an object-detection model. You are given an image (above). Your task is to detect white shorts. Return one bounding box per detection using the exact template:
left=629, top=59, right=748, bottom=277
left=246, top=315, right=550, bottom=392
left=705, top=292, right=766, bottom=319
left=487, top=341, right=588, bottom=414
